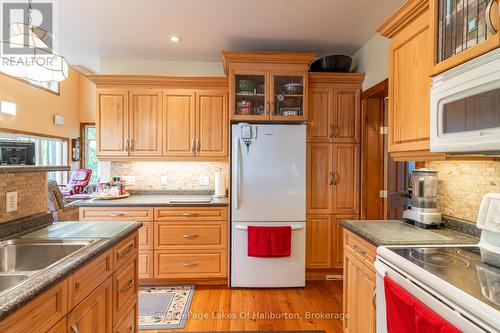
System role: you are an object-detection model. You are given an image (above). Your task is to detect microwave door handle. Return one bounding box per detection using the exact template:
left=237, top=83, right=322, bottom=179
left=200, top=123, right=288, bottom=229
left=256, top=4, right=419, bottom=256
left=233, top=137, right=241, bottom=209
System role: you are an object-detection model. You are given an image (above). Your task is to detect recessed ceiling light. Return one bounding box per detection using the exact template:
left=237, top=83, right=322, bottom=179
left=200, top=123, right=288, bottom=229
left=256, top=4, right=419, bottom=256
left=169, top=35, right=181, bottom=43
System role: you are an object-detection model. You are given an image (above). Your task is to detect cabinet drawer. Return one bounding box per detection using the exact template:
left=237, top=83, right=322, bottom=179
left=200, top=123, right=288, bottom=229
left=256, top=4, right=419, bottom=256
left=154, top=223, right=225, bottom=249
left=154, top=207, right=227, bottom=221
left=68, top=248, right=113, bottom=308
left=138, top=250, right=154, bottom=280
left=79, top=207, right=154, bottom=221
left=0, top=280, right=68, bottom=333
left=138, top=222, right=153, bottom=249
left=113, top=299, right=137, bottom=333
left=154, top=250, right=227, bottom=278
left=344, top=230, right=376, bottom=269
left=114, top=232, right=138, bottom=269
left=113, top=255, right=138, bottom=326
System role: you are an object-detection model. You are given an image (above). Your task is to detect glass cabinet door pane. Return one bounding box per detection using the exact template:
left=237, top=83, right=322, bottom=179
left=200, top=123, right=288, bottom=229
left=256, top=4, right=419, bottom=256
left=437, top=0, right=490, bottom=63
left=442, top=86, right=500, bottom=134
left=273, top=75, right=304, bottom=117
left=235, top=74, right=266, bottom=116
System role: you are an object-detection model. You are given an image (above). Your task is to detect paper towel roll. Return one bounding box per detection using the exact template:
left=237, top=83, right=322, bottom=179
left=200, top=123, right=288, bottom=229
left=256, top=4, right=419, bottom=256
left=214, top=171, right=226, bottom=197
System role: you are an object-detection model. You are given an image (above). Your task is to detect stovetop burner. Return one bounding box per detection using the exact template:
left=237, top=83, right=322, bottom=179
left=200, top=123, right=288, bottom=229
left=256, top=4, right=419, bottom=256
left=409, top=248, right=471, bottom=268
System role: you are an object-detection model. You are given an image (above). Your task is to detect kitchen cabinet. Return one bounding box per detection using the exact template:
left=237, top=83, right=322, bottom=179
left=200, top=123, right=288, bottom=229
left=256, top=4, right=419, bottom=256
left=430, top=0, right=500, bottom=75
left=343, top=229, right=377, bottom=333
left=332, top=144, right=360, bottom=215
left=96, top=89, right=129, bottom=157
left=308, top=87, right=333, bottom=142
left=163, top=90, right=196, bottom=157
left=306, top=143, right=333, bottom=214
left=378, top=0, right=446, bottom=161
left=196, top=90, right=229, bottom=157
left=129, top=90, right=163, bottom=156
left=222, top=51, right=316, bottom=122
left=306, top=215, right=333, bottom=269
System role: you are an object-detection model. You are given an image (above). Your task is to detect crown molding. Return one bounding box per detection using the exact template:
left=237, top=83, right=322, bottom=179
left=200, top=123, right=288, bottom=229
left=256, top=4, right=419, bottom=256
left=87, top=75, right=228, bottom=88
left=377, top=0, right=429, bottom=38
left=221, top=51, right=316, bottom=74
left=308, top=72, right=365, bottom=85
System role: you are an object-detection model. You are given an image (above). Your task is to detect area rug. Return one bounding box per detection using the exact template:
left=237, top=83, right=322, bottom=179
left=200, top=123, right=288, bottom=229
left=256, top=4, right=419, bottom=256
left=139, top=285, right=195, bottom=330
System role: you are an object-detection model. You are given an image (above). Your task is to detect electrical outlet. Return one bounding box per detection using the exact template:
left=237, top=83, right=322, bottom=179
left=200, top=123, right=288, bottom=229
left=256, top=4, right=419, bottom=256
left=199, top=176, right=210, bottom=186
left=121, top=176, right=136, bottom=186
left=6, top=191, right=17, bottom=213
left=160, top=176, right=168, bottom=186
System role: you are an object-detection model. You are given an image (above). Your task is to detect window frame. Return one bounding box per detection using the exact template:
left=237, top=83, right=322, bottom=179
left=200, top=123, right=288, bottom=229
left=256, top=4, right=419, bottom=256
left=80, top=122, right=98, bottom=183
left=0, top=72, right=60, bottom=95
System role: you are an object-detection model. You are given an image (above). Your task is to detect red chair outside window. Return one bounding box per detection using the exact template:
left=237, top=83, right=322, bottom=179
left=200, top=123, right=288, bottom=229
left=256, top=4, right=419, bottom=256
left=60, top=169, right=92, bottom=196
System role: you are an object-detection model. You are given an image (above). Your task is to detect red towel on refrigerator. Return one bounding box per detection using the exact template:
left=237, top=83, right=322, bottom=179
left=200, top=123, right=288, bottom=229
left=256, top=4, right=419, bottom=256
left=247, top=226, right=292, bottom=257
left=384, top=276, right=461, bottom=333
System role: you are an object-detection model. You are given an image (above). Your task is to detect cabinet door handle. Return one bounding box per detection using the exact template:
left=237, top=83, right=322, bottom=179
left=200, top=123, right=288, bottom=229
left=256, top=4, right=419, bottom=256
left=119, top=243, right=134, bottom=257
left=120, top=279, right=134, bottom=293
left=128, top=326, right=134, bottom=333
left=125, top=139, right=129, bottom=152
left=109, top=213, right=125, bottom=217
left=352, top=245, right=366, bottom=255
left=181, top=212, right=198, bottom=217
left=130, top=139, right=135, bottom=152
left=71, top=325, right=80, bottom=333
left=332, top=171, right=339, bottom=186
left=266, top=101, right=270, bottom=115
left=329, top=171, right=334, bottom=185
left=196, top=139, right=200, bottom=152
left=182, top=262, right=198, bottom=267
left=333, top=125, right=339, bottom=138
left=182, top=234, right=199, bottom=239
left=486, top=0, right=498, bottom=34
left=372, top=290, right=377, bottom=309
left=329, top=125, right=335, bottom=139
left=191, top=139, right=196, bottom=152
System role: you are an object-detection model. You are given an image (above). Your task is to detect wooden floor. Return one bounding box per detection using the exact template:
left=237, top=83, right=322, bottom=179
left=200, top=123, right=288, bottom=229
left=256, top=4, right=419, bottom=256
left=140, top=281, right=344, bottom=333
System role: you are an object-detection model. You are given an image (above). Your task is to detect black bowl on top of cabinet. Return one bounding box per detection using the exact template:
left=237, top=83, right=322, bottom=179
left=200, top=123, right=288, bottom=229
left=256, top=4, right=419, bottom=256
left=309, top=55, right=352, bottom=73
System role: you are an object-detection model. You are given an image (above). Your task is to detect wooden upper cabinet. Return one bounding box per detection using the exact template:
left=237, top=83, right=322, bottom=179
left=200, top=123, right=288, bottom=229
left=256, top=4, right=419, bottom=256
left=333, top=88, right=360, bottom=143
left=306, top=215, right=332, bottom=269
left=97, top=89, right=129, bottom=156
left=307, top=143, right=333, bottom=214
left=196, top=90, right=229, bottom=157
left=163, top=90, right=196, bottom=157
left=430, top=0, right=500, bottom=75
left=378, top=0, right=445, bottom=160
left=307, top=87, right=332, bottom=142
left=332, top=144, right=360, bottom=215
left=222, top=51, right=316, bottom=122
left=129, top=90, right=163, bottom=156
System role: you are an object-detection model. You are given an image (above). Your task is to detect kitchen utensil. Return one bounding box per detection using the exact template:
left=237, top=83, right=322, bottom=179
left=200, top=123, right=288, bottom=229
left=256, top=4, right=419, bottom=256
left=237, top=100, right=253, bottom=115
left=309, top=55, right=352, bottom=72
left=283, top=83, right=303, bottom=94
left=280, top=107, right=301, bottom=116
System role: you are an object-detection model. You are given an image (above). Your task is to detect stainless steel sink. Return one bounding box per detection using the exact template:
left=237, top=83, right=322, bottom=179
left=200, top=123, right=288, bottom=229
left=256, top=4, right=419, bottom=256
left=0, top=238, right=99, bottom=295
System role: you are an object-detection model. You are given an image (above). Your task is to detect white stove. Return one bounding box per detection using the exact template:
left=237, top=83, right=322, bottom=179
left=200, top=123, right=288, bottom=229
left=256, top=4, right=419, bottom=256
left=375, top=193, right=500, bottom=333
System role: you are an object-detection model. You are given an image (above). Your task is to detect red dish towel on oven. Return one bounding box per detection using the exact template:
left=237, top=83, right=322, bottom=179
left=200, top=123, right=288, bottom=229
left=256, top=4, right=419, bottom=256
left=247, top=226, right=292, bottom=257
left=384, top=276, right=461, bottom=333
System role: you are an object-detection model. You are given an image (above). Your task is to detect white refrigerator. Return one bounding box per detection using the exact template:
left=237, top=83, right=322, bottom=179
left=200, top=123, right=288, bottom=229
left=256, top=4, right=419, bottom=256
left=231, top=123, right=306, bottom=288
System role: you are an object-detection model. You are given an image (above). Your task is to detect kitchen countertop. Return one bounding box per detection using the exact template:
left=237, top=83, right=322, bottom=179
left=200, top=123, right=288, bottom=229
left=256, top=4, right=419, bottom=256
left=76, top=194, right=229, bottom=207
left=0, top=221, right=142, bottom=320
left=341, top=220, right=479, bottom=247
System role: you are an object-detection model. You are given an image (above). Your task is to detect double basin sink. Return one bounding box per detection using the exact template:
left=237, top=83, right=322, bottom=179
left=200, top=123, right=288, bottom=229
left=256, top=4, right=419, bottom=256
left=0, top=238, right=99, bottom=295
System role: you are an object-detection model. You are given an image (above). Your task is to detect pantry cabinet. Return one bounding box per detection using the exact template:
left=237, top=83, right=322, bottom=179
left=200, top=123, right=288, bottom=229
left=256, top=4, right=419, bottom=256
left=378, top=0, right=446, bottom=161
left=222, top=51, right=315, bottom=122
left=430, top=0, right=500, bottom=75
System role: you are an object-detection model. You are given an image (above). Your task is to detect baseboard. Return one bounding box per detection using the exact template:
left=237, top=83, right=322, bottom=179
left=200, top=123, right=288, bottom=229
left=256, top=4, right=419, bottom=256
left=139, top=277, right=228, bottom=286
left=306, top=268, right=343, bottom=281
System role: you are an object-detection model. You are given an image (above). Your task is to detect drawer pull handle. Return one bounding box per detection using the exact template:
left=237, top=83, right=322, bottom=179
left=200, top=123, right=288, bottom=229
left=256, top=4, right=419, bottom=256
left=182, top=262, right=198, bottom=267
left=182, top=234, right=198, bottom=239
left=129, top=326, right=134, bottom=333
left=120, top=279, right=134, bottom=293
left=181, top=212, right=198, bottom=217
left=372, top=290, right=377, bottom=309
left=109, top=213, right=125, bottom=217
left=119, top=243, right=135, bottom=258
left=71, top=325, right=80, bottom=333
left=353, top=245, right=366, bottom=255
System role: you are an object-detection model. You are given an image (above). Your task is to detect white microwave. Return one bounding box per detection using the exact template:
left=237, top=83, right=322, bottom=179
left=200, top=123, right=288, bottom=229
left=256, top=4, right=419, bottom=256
left=430, top=48, right=500, bottom=154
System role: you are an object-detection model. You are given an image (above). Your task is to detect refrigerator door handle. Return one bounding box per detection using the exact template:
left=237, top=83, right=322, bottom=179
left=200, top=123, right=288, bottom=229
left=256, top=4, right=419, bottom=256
left=233, top=137, right=241, bottom=209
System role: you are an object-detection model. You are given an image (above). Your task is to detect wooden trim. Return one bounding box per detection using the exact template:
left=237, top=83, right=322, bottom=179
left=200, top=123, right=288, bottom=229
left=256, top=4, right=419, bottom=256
left=222, top=51, right=316, bottom=74
left=0, top=126, right=69, bottom=142
left=96, top=155, right=229, bottom=162
left=361, top=79, right=388, bottom=98
left=308, top=72, right=366, bottom=85
left=87, top=75, right=228, bottom=88
left=377, top=0, right=429, bottom=38
left=72, top=65, right=95, bottom=77
left=138, top=277, right=228, bottom=285
left=79, top=122, right=95, bottom=169
left=390, top=150, right=446, bottom=161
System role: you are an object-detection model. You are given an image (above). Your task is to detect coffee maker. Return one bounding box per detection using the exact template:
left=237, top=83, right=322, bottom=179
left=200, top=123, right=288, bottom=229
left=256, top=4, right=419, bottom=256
left=402, top=169, right=443, bottom=228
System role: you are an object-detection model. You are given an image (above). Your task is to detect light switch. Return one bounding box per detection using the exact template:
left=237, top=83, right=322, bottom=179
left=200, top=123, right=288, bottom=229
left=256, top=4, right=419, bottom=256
left=199, top=176, right=210, bottom=186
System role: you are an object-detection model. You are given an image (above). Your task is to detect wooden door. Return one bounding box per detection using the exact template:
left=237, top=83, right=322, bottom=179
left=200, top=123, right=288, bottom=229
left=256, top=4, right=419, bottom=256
left=230, top=69, right=269, bottom=121
left=388, top=7, right=432, bottom=153
left=343, top=250, right=376, bottom=333
left=67, top=276, right=113, bottom=333
left=96, top=89, right=129, bottom=156
left=332, top=144, right=360, bottom=214
left=386, top=160, right=409, bottom=220
left=307, top=87, right=332, bottom=142
left=163, top=90, right=196, bottom=157
left=195, top=90, right=228, bottom=157
left=332, top=88, right=360, bottom=143
left=306, top=143, right=333, bottom=214
left=306, top=215, right=332, bottom=269
left=129, top=90, right=162, bottom=157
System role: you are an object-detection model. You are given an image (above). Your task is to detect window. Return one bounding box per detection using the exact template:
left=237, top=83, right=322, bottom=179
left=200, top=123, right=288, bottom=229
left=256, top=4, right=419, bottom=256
left=83, top=124, right=99, bottom=183
left=0, top=132, right=68, bottom=184
left=25, top=79, right=60, bottom=94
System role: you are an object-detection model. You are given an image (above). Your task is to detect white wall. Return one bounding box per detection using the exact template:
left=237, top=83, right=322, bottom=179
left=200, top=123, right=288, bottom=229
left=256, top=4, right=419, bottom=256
left=351, top=34, right=391, bottom=91
left=100, top=59, right=224, bottom=76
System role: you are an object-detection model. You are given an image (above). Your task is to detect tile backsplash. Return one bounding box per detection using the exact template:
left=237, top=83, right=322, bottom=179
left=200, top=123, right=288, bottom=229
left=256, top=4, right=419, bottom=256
left=0, top=172, right=48, bottom=223
left=107, top=162, right=229, bottom=192
left=426, top=160, right=500, bottom=223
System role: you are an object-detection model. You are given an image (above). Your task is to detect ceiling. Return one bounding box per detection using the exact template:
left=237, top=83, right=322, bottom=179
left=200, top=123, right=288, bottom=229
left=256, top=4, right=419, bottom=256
left=56, top=0, right=404, bottom=73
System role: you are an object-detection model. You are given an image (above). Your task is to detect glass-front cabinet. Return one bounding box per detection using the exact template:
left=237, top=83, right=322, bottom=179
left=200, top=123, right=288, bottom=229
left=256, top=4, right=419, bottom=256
left=233, top=71, right=268, bottom=121
left=271, top=73, right=306, bottom=121
left=432, top=0, right=499, bottom=74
